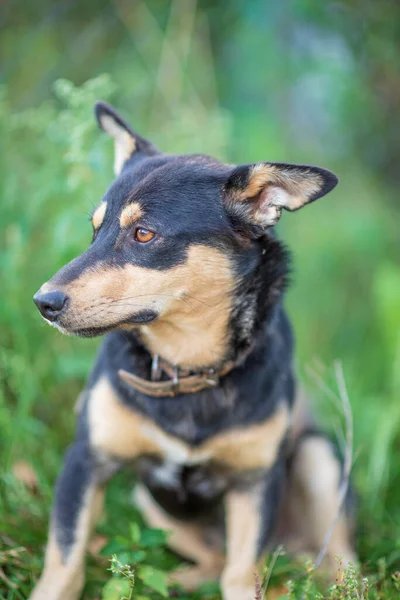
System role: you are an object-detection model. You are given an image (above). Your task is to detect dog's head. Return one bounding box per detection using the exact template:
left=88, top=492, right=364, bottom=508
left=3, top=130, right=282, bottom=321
left=34, top=102, right=337, bottom=367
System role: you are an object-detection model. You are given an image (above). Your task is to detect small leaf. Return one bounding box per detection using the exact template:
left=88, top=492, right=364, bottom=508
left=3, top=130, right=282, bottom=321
left=140, top=528, right=168, bottom=548
left=197, top=579, right=220, bottom=596
left=102, top=577, right=131, bottom=600
left=116, top=551, right=136, bottom=565
left=130, top=522, right=141, bottom=545
left=114, top=549, right=146, bottom=564
left=101, top=537, right=130, bottom=555
left=138, top=565, right=169, bottom=597
left=129, top=550, right=147, bottom=563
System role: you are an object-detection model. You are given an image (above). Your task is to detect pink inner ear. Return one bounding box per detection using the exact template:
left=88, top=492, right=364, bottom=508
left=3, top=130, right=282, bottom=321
left=259, top=185, right=290, bottom=209
left=254, top=186, right=288, bottom=226
left=259, top=184, right=306, bottom=212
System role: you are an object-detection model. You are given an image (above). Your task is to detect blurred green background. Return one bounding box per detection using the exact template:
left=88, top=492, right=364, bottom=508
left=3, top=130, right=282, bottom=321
left=1, top=0, right=400, bottom=597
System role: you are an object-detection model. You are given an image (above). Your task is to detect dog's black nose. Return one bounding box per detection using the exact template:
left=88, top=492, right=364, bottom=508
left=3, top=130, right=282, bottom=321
left=33, top=290, right=68, bottom=321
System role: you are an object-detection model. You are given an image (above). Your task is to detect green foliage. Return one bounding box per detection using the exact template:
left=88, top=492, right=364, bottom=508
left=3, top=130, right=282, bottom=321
left=101, top=497, right=173, bottom=599
left=280, top=557, right=400, bottom=600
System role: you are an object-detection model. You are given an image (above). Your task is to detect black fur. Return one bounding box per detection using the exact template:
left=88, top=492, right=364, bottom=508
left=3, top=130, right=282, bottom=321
left=53, top=441, right=94, bottom=558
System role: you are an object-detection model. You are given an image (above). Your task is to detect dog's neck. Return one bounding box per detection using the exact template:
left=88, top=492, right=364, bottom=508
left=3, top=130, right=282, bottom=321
left=138, top=294, right=231, bottom=369
left=138, top=235, right=290, bottom=371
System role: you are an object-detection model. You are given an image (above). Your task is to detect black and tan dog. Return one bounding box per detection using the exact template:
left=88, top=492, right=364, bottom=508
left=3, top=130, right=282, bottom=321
left=30, top=102, right=355, bottom=600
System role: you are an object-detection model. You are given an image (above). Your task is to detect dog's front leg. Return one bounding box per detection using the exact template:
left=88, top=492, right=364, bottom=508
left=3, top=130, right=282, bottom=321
left=221, top=463, right=284, bottom=600
left=30, top=441, right=113, bottom=600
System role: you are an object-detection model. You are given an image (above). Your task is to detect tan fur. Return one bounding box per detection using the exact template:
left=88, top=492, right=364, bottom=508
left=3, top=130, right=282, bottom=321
left=91, top=201, right=107, bottom=231
left=88, top=377, right=160, bottom=458
left=237, top=164, right=277, bottom=199
left=29, top=486, right=104, bottom=600
left=119, top=201, right=143, bottom=228
left=135, top=484, right=224, bottom=590
left=221, top=486, right=264, bottom=600
left=99, top=114, right=136, bottom=175
left=282, top=436, right=356, bottom=569
left=39, top=281, right=53, bottom=294
left=43, top=245, right=235, bottom=369
left=203, top=402, right=289, bottom=470
left=138, top=246, right=234, bottom=368
left=88, top=376, right=289, bottom=471
left=234, top=163, right=323, bottom=210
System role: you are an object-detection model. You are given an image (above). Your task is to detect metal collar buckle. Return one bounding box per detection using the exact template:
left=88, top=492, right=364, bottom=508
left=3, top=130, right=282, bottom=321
left=204, top=368, right=219, bottom=387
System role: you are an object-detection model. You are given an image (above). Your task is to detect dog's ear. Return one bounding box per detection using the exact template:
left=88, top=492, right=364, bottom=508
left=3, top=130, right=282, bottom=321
left=224, top=162, right=338, bottom=230
left=94, top=101, right=159, bottom=176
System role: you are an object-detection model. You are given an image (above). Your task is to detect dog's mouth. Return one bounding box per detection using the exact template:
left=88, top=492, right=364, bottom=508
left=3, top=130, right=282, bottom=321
left=46, top=309, right=158, bottom=338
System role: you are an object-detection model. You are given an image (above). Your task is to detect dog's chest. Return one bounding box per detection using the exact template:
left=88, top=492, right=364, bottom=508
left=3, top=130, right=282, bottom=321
left=138, top=420, right=215, bottom=465
left=88, top=376, right=289, bottom=472
left=136, top=456, right=230, bottom=519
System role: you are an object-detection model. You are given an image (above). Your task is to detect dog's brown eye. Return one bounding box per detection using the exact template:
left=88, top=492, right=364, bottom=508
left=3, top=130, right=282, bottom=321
left=135, top=228, right=155, bottom=243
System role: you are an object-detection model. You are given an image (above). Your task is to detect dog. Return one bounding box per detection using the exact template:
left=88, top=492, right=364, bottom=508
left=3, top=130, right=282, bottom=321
left=30, top=102, right=356, bottom=600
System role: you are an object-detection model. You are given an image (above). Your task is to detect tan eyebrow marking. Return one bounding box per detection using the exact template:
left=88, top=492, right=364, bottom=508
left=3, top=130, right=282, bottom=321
left=92, top=201, right=107, bottom=230
left=119, top=202, right=143, bottom=228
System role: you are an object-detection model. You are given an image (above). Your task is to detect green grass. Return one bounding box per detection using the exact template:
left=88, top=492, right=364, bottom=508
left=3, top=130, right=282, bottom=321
left=1, top=67, right=400, bottom=599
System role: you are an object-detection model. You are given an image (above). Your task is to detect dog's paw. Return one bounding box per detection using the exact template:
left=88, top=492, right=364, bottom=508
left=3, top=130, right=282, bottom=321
left=222, top=583, right=256, bottom=600
left=221, top=569, right=257, bottom=600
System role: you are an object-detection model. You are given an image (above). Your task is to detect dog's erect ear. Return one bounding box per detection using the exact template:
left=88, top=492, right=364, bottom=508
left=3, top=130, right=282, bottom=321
left=224, top=162, right=338, bottom=230
left=94, top=101, right=159, bottom=176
